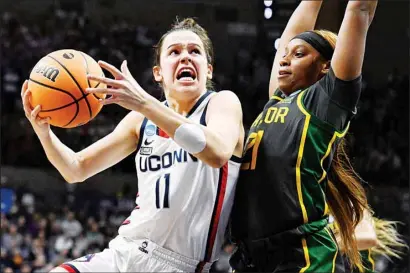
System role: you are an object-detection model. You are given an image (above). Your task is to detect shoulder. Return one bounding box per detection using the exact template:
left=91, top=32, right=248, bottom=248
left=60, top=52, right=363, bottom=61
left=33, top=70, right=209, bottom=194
left=115, top=111, right=145, bottom=137
left=120, top=110, right=145, bottom=125
left=208, top=90, right=242, bottom=109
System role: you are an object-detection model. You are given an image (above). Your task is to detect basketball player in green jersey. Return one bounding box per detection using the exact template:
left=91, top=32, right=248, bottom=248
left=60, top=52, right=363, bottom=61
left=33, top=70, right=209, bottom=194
left=230, top=1, right=378, bottom=272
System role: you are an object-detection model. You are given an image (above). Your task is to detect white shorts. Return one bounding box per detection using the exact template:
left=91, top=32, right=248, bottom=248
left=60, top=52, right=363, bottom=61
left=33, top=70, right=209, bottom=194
left=58, top=235, right=213, bottom=272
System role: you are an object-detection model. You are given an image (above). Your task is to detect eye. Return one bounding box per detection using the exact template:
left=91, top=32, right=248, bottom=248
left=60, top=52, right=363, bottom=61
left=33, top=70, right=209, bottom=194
left=295, top=52, right=304, bottom=58
left=191, top=48, right=201, bottom=54
left=170, top=49, right=179, bottom=55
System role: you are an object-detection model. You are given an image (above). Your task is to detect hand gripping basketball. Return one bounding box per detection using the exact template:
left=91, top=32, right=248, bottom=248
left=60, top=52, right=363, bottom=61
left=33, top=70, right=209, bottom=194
left=21, top=80, right=51, bottom=138
left=86, top=60, right=152, bottom=112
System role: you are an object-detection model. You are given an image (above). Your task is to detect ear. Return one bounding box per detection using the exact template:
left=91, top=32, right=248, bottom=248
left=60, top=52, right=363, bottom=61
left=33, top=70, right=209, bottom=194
left=153, top=66, right=162, bottom=82
left=321, top=61, right=331, bottom=75
left=207, top=63, right=213, bottom=80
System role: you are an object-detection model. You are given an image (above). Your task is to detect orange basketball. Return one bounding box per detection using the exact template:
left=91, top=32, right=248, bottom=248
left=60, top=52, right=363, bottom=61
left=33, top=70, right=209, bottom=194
left=28, top=49, right=106, bottom=128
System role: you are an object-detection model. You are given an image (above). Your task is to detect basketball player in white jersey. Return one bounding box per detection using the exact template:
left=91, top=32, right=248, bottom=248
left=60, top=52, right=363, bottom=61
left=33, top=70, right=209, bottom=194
left=21, top=18, right=244, bottom=272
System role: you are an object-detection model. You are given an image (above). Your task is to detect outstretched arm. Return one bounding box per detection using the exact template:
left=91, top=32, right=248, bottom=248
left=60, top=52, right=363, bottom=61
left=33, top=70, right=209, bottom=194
left=269, top=0, right=323, bottom=97
left=87, top=61, right=244, bottom=169
left=331, top=0, right=378, bottom=81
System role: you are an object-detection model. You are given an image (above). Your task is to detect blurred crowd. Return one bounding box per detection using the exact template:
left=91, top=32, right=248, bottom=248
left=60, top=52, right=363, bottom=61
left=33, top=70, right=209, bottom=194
left=0, top=186, right=136, bottom=273
left=1, top=4, right=408, bottom=273
left=1, top=184, right=408, bottom=273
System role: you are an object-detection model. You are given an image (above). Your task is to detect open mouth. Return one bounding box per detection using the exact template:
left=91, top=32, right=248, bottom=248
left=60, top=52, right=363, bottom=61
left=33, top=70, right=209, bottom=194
left=176, top=68, right=197, bottom=81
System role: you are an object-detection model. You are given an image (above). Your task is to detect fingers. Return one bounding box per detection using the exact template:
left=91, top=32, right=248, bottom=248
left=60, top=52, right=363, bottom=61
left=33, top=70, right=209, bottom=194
left=85, top=87, right=121, bottom=95
left=87, top=75, right=125, bottom=89
left=120, top=60, right=142, bottom=89
left=121, top=60, right=129, bottom=75
left=37, top=116, right=51, bottom=124
left=99, top=96, right=120, bottom=105
left=30, top=105, right=50, bottom=124
left=23, top=89, right=34, bottom=115
left=21, top=80, right=28, bottom=97
left=31, top=105, right=42, bottom=119
left=98, top=60, right=125, bottom=80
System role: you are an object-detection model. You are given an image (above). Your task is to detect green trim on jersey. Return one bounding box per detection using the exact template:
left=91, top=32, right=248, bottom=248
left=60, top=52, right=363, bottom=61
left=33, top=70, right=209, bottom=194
left=353, top=249, right=376, bottom=273
left=295, top=90, right=350, bottom=272
left=295, top=90, right=350, bottom=222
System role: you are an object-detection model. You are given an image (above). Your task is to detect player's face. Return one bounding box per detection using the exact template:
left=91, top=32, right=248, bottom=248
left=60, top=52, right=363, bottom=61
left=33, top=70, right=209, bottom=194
left=153, top=30, right=213, bottom=99
left=277, top=39, right=328, bottom=95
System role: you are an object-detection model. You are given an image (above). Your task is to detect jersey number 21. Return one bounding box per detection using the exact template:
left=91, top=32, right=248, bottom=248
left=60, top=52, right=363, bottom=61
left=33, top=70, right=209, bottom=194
left=241, top=130, right=264, bottom=170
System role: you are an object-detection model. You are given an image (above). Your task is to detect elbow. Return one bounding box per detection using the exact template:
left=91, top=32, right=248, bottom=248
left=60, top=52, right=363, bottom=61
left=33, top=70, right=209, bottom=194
left=356, top=232, right=379, bottom=250
left=62, top=172, right=85, bottom=184
left=207, top=153, right=231, bottom=169
left=367, top=231, right=379, bottom=248
left=346, top=1, right=377, bottom=24
left=347, top=1, right=374, bottom=13
left=62, top=157, right=86, bottom=184
left=64, top=176, right=82, bottom=184
left=360, top=237, right=378, bottom=250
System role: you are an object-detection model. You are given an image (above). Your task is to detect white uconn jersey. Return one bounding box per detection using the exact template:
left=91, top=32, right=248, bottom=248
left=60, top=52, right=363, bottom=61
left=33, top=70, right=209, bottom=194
left=118, top=91, right=241, bottom=265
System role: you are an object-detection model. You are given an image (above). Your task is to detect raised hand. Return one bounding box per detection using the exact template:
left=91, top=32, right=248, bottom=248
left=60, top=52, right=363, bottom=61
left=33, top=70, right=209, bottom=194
left=21, top=80, right=51, bottom=138
left=86, top=60, right=153, bottom=112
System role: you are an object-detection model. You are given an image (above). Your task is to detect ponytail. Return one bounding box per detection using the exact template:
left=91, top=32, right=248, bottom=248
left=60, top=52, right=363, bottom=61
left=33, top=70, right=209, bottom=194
left=326, top=138, right=370, bottom=270
left=372, top=217, right=408, bottom=260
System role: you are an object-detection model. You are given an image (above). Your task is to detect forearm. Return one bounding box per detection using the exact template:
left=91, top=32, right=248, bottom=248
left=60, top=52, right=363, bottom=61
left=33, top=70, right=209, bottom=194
left=38, top=131, right=83, bottom=183
left=269, top=0, right=323, bottom=96
left=140, top=98, right=234, bottom=168
left=284, top=1, right=323, bottom=36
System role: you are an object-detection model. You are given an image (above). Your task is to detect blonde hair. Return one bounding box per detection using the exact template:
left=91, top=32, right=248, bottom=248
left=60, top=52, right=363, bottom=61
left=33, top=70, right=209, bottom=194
left=327, top=139, right=370, bottom=271
left=330, top=214, right=408, bottom=268
left=312, top=29, right=338, bottom=50
left=372, top=217, right=408, bottom=260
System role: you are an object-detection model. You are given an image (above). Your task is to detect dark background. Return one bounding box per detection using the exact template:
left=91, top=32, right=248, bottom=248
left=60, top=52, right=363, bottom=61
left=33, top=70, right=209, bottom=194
left=1, top=1, right=409, bottom=272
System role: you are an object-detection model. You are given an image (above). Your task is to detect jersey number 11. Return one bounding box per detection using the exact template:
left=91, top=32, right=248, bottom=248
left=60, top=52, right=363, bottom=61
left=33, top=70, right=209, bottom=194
left=156, top=173, right=170, bottom=208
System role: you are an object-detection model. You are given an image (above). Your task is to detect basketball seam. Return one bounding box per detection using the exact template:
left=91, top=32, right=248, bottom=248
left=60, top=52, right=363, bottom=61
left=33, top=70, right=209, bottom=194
left=78, top=51, right=102, bottom=100
left=47, top=55, right=93, bottom=120
left=28, top=78, right=79, bottom=127
left=41, top=94, right=91, bottom=112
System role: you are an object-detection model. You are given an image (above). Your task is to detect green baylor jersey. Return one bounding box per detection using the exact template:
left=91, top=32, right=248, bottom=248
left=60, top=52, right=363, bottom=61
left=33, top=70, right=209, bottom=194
left=232, top=68, right=362, bottom=241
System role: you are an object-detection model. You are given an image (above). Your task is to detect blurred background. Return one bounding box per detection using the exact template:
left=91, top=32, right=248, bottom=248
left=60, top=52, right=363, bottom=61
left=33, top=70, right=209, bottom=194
left=0, top=0, right=408, bottom=272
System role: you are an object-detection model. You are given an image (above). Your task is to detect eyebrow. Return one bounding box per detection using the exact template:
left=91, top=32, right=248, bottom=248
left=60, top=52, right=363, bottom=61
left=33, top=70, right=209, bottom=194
left=167, top=43, right=202, bottom=49
left=285, top=44, right=306, bottom=52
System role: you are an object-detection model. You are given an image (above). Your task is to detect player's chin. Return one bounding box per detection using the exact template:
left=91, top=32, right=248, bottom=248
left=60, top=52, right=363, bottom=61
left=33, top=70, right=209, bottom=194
left=277, top=81, right=290, bottom=93
left=174, top=81, right=199, bottom=92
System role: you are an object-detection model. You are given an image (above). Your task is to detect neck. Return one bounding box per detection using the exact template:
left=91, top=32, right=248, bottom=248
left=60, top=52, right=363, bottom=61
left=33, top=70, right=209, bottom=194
left=165, top=90, right=207, bottom=115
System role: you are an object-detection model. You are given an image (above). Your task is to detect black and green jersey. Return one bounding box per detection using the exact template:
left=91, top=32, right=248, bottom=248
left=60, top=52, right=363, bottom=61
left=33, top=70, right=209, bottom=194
left=347, top=250, right=376, bottom=273
left=232, top=67, right=361, bottom=239
left=230, top=68, right=361, bottom=272
left=343, top=249, right=376, bottom=273
left=232, top=67, right=362, bottom=241
left=359, top=249, right=376, bottom=273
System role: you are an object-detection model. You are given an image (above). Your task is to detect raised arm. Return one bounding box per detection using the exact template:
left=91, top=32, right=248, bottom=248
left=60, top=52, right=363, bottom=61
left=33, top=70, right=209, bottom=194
left=269, top=0, right=323, bottom=97
left=331, top=0, right=378, bottom=80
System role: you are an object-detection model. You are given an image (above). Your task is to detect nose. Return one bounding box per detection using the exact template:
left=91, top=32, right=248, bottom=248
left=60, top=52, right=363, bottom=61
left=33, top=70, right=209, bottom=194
left=180, top=52, right=192, bottom=64
left=279, top=56, right=290, bottom=67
